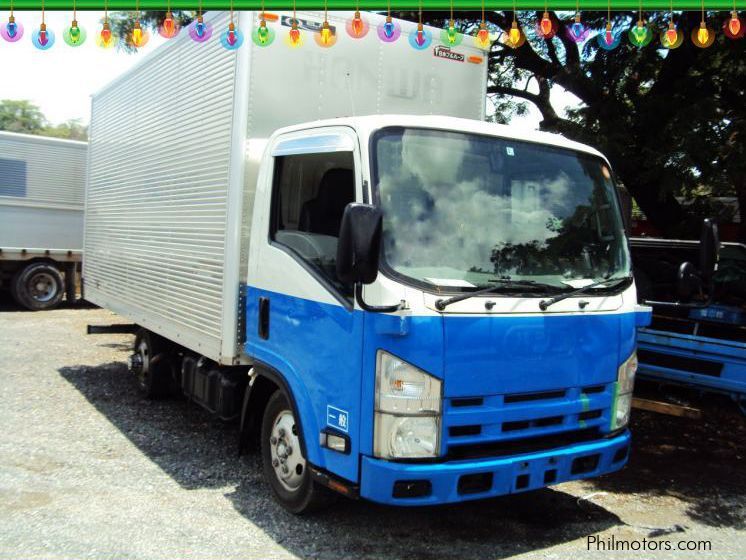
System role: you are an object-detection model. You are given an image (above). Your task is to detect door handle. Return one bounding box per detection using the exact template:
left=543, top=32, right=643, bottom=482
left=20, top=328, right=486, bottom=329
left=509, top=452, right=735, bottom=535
left=258, top=297, right=270, bottom=340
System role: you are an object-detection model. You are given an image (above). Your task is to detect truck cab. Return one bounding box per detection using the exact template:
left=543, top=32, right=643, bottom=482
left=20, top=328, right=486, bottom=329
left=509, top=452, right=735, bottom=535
left=242, top=114, right=651, bottom=509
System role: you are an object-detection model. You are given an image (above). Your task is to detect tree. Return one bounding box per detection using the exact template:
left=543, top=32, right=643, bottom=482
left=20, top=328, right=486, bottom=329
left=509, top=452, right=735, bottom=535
left=406, top=10, right=746, bottom=240
left=0, top=99, right=46, bottom=134
left=0, top=100, right=88, bottom=141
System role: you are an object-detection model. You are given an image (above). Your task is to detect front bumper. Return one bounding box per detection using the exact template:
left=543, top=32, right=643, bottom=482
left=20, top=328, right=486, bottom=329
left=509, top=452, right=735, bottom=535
left=360, top=430, right=630, bottom=506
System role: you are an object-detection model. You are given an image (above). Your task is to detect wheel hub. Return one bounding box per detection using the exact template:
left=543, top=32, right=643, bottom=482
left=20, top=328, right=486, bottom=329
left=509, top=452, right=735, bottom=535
left=28, top=272, right=58, bottom=302
left=270, top=410, right=305, bottom=491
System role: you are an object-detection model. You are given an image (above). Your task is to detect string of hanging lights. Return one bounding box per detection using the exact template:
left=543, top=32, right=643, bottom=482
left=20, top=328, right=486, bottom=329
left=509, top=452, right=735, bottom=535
left=1, top=3, right=743, bottom=51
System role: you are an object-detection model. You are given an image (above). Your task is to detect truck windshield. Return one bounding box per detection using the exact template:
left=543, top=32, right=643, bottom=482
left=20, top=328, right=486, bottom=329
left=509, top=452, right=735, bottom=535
left=372, top=127, right=630, bottom=291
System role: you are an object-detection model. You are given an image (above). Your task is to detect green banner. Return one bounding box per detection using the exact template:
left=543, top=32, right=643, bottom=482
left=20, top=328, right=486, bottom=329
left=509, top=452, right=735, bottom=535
left=0, top=1, right=741, bottom=10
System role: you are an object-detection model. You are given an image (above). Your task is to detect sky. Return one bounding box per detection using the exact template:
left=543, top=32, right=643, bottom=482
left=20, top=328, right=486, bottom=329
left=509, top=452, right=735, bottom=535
left=0, top=11, right=578, bottom=131
left=1, top=11, right=167, bottom=125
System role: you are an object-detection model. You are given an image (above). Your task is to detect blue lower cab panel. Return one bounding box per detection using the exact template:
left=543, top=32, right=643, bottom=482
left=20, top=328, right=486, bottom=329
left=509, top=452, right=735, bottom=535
left=360, top=430, right=631, bottom=506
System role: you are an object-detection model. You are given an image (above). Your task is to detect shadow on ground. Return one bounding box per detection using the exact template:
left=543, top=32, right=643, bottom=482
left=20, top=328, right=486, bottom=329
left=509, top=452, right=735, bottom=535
left=0, top=291, right=95, bottom=312
left=59, top=361, right=623, bottom=559
left=591, top=381, right=746, bottom=530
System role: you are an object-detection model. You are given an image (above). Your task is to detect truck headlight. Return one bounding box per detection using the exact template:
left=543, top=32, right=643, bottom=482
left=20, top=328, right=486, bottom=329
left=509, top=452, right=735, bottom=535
left=611, top=351, right=637, bottom=430
left=374, top=351, right=442, bottom=459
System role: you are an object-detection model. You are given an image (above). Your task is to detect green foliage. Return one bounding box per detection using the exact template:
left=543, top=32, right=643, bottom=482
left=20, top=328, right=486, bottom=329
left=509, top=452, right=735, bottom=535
left=0, top=100, right=88, bottom=141
left=0, top=100, right=46, bottom=134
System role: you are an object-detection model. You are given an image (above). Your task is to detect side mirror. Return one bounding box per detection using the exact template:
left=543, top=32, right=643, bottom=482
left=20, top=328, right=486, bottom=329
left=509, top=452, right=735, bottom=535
left=336, top=203, right=382, bottom=285
left=676, top=261, right=700, bottom=300
left=698, top=218, right=720, bottom=282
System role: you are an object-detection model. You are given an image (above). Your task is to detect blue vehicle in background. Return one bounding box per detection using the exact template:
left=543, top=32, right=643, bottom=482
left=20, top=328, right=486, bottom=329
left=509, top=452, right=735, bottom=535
left=631, top=226, right=746, bottom=414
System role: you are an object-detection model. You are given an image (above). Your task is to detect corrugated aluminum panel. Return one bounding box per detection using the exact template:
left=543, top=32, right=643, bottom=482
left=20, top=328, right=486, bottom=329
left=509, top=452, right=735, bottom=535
left=0, top=131, right=87, bottom=209
left=0, top=132, right=86, bottom=250
left=84, top=11, right=242, bottom=363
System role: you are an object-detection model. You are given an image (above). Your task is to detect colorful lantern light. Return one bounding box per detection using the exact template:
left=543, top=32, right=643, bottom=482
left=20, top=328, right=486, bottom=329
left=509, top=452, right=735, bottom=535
left=692, top=0, right=715, bottom=47
left=539, top=10, right=553, bottom=38
left=597, top=20, right=621, bottom=50
left=314, top=4, right=336, bottom=48
left=2, top=1, right=24, bottom=43
left=566, top=8, right=589, bottom=44
left=221, top=21, right=244, bottom=49
left=724, top=3, right=744, bottom=39
left=440, top=4, right=462, bottom=46
left=409, top=3, right=431, bottom=50
left=128, top=20, right=149, bottom=48
left=347, top=7, right=369, bottom=39
left=32, top=3, right=55, bottom=50
left=158, top=7, right=180, bottom=39
left=661, top=20, right=683, bottom=49
left=378, top=1, right=401, bottom=43
left=506, top=20, right=523, bottom=48
left=252, top=6, right=275, bottom=47
left=63, top=1, right=86, bottom=47
left=475, top=22, right=490, bottom=49
left=409, top=21, right=432, bottom=50
left=189, top=0, right=213, bottom=43
left=628, top=18, right=652, bottom=47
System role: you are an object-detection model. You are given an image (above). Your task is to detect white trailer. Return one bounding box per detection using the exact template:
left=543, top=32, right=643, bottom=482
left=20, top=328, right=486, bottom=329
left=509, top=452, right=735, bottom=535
left=83, top=10, right=488, bottom=365
left=0, top=131, right=87, bottom=310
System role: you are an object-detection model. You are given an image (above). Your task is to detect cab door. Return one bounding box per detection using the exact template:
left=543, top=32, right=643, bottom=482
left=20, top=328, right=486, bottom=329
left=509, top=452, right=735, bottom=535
left=245, top=127, right=364, bottom=483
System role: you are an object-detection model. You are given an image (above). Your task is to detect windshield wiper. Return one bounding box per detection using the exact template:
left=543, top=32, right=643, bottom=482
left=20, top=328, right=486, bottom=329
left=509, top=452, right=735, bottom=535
left=538, top=275, right=632, bottom=311
left=435, top=279, right=559, bottom=311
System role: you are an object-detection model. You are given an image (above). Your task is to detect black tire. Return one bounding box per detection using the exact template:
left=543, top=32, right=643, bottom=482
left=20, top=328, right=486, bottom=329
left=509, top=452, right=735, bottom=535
left=132, top=329, right=173, bottom=398
left=12, top=262, right=65, bottom=311
left=261, top=390, right=333, bottom=514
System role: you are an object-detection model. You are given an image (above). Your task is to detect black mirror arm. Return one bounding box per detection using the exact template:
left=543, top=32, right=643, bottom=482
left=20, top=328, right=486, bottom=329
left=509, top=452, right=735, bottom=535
left=643, top=289, right=715, bottom=309
left=354, top=283, right=405, bottom=313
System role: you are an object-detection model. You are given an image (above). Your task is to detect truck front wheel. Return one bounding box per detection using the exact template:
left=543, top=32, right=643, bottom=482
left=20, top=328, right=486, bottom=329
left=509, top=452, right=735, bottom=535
left=12, top=262, right=65, bottom=311
left=261, top=390, right=332, bottom=514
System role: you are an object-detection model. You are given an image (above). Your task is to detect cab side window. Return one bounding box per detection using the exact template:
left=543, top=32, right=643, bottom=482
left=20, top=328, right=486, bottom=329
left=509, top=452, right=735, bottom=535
left=270, top=152, right=356, bottom=298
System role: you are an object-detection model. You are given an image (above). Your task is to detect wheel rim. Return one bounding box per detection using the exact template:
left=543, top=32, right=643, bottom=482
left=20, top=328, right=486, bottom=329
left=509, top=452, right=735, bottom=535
left=269, top=409, right=305, bottom=492
left=137, top=340, right=150, bottom=388
left=28, top=272, right=58, bottom=302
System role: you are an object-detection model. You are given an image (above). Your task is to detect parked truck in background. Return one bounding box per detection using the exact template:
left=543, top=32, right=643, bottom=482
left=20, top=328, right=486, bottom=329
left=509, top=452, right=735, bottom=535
left=631, top=233, right=746, bottom=413
left=84, top=10, right=651, bottom=512
left=0, top=131, right=87, bottom=310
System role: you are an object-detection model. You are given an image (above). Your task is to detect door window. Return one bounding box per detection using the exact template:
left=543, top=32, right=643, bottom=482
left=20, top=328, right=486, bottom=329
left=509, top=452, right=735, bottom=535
left=270, top=151, right=356, bottom=298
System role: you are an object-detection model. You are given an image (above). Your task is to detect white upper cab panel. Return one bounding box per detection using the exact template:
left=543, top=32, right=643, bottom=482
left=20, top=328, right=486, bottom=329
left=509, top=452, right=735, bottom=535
left=267, top=116, right=629, bottom=315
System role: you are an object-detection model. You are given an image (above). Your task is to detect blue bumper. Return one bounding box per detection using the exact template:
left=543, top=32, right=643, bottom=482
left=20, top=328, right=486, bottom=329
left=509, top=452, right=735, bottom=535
left=360, top=431, right=630, bottom=506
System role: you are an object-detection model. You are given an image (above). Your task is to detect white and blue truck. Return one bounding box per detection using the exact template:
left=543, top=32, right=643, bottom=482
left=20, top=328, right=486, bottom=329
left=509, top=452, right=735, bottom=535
left=83, top=10, right=651, bottom=512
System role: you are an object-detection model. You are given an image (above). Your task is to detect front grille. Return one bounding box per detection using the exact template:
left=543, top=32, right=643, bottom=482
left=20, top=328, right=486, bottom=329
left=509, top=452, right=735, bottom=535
left=447, top=428, right=604, bottom=460
left=444, top=383, right=614, bottom=458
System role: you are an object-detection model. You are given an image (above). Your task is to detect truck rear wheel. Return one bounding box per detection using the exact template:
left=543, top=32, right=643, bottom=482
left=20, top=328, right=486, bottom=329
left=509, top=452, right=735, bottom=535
left=130, top=329, right=173, bottom=398
left=11, top=262, right=65, bottom=311
left=261, top=390, right=332, bottom=514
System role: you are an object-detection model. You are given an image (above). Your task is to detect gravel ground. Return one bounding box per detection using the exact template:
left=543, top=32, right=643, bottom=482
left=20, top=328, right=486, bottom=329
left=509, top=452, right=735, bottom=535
left=1, top=298, right=745, bottom=560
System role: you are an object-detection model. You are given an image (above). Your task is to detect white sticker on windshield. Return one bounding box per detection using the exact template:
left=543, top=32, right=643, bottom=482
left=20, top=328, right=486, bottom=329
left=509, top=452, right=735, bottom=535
left=506, top=147, right=515, bottom=156
left=424, top=278, right=477, bottom=288
left=562, top=279, right=596, bottom=288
